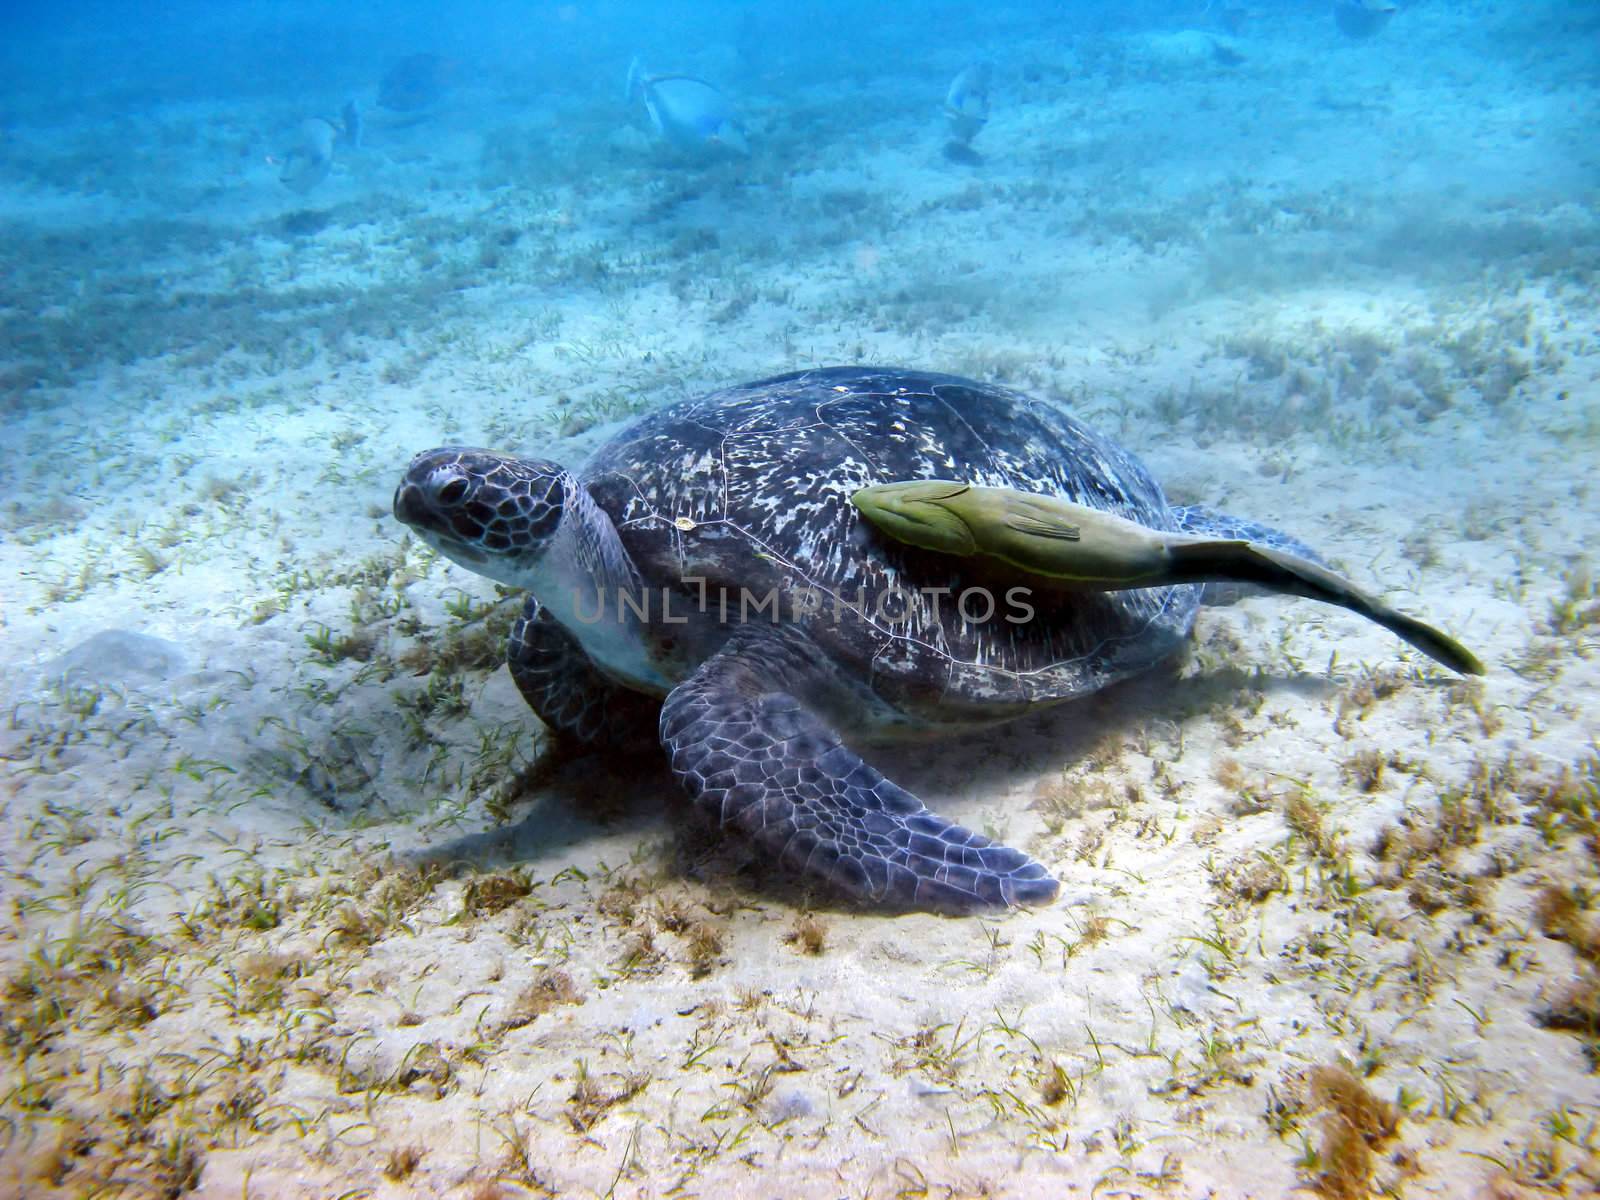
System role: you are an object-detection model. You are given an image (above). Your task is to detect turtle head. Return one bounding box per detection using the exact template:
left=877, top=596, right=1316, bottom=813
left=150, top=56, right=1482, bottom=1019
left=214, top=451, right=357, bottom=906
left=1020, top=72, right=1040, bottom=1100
left=851, top=480, right=979, bottom=557
left=393, top=447, right=570, bottom=588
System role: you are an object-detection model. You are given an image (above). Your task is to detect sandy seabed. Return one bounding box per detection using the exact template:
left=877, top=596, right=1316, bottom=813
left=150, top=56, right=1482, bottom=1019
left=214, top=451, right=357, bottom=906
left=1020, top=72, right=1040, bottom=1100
left=2, top=3, right=1599, bottom=1197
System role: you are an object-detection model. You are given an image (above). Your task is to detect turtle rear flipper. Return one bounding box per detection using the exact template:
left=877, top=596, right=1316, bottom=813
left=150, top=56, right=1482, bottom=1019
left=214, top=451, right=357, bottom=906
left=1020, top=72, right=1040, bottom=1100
left=1169, top=539, right=1485, bottom=676
left=660, top=627, right=1059, bottom=913
left=1171, top=503, right=1324, bottom=561
left=1171, top=506, right=1482, bottom=675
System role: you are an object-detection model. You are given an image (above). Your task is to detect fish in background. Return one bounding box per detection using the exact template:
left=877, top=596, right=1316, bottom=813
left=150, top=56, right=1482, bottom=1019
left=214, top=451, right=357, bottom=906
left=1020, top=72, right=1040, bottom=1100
left=1334, top=0, right=1398, bottom=38
left=1208, top=37, right=1246, bottom=66
left=276, top=117, right=338, bottom=194
left=734, top=10, right=770, bottom=76
left=625, top=57, right=750, bottom=158
left=271, top=100, right=363, bottom=195
left=943, top=62, right=991, bottom=164
left=378, top=52, right=456, bottom=113
left=340, top=97, right=363, bottom=150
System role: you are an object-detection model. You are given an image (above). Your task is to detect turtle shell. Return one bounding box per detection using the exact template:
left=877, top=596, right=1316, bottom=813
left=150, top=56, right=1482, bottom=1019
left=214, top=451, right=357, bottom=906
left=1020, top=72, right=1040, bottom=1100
left=580, top=367, right=1200, bottom=723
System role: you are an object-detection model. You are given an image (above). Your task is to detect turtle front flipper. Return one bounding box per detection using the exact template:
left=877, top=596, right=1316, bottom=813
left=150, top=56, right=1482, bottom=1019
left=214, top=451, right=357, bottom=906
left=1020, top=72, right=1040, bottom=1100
left=659, top=626, right=1059, bottom=913
left=509, top=595, right=661, bottom=751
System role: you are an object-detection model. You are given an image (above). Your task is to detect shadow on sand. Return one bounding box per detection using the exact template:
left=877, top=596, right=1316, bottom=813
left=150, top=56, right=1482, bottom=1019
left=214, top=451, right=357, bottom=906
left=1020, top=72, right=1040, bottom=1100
left=399, top=650, right=1382, bottom=911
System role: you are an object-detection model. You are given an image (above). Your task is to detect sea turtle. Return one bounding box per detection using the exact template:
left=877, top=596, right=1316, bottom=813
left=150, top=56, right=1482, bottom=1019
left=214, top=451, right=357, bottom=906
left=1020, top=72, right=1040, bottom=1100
left=392, top=366, right=1478, bottom=913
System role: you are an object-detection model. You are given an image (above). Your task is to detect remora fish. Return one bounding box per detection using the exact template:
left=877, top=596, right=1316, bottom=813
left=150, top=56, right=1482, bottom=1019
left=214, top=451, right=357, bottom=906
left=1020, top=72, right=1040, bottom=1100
left=852, top=480, right=1483, bottom=676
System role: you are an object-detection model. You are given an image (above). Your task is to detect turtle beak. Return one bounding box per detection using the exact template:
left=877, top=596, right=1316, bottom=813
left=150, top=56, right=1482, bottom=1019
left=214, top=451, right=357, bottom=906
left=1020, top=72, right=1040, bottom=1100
left=393, top=480, right=426, bottom=527
left=393, top=481, right=484, bottom=565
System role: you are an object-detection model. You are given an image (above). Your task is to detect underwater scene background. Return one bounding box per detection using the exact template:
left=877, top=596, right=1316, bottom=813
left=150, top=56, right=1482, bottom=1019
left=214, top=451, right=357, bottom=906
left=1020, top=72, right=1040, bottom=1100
left=2, top=0, right=1598, bottom=1195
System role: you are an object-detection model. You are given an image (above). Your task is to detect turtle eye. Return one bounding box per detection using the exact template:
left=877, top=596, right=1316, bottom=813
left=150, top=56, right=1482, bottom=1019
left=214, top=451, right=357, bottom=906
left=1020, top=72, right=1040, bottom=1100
left=436, top=477, right=469, bottom=506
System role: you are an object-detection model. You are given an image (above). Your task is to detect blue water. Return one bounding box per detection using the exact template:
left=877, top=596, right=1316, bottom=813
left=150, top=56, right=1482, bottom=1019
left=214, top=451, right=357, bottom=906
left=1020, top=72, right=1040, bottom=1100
left=0, top=0, right=1587, bottom=403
